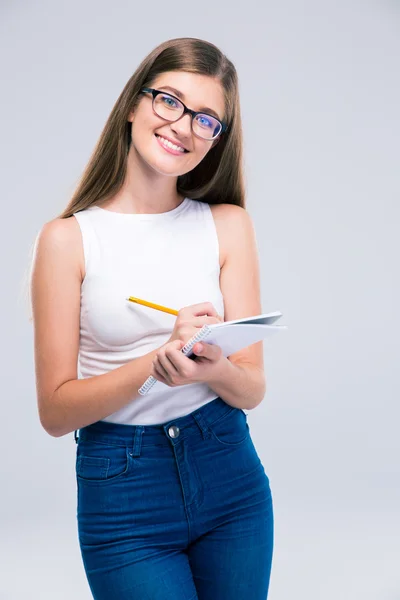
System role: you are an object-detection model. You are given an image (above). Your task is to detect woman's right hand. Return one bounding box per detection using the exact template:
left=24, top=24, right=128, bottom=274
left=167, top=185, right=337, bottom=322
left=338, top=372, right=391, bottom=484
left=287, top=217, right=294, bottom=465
left=167, top=302, right=224, bottom=346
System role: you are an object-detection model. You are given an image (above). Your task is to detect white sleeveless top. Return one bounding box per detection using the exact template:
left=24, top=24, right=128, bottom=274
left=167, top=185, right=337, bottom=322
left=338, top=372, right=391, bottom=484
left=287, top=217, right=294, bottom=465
left=72, top=197, right=225, bottom=425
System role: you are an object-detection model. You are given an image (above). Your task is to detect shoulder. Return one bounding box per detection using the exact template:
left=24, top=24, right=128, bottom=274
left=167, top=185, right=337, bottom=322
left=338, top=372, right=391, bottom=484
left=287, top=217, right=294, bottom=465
left=34, top=215, right=85, bottom=281
left=38, top=214, right=79, bottom=239
left=209, top=202, right=246, bottom=219
left=209, top=202, right=253, bottom=230
left=36, top=215, right=83, bottom=252
left=209, top=203, right=255, bottom=268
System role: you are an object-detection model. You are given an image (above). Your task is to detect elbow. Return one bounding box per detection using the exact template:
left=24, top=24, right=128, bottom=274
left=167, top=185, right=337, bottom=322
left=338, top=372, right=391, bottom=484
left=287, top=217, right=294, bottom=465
left=246, top=396, right=265, bottom=411
left=38, top=395, right=65, bottom=438
left=39, top=411, right=62, bottom=438
left=40, top=412, right=69, bottom=438
left=247, top=373, right=267, bottom=411
left=43, top=425, right=64, bottom=438
left=40, top=419, right=68, bottom=438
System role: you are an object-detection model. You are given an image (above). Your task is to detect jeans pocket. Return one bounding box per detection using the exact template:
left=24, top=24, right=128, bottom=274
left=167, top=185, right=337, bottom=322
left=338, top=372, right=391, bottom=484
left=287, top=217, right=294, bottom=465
left=208, top=406, right=250, bottom=446
left=76, top=439, right=131, bottom=486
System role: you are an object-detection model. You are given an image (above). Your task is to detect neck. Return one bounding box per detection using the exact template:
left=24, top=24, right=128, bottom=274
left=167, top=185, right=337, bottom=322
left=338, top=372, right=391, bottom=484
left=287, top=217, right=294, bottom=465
left=99, top=142, right=185, bottom=214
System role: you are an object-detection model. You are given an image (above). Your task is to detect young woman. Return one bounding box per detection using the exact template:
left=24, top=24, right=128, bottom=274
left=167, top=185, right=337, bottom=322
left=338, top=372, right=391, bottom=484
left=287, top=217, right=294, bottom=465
left=30, top=37, right=274, bottom=599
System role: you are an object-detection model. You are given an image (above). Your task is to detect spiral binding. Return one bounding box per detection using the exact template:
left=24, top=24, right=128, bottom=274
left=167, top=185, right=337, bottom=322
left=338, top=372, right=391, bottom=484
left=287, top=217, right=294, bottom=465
left=138, top=325, right=212, bottom=395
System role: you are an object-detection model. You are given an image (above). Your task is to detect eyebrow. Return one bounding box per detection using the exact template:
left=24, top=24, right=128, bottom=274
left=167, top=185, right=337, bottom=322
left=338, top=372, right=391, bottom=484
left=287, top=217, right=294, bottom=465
left=157, top=85, right=222, bottom=121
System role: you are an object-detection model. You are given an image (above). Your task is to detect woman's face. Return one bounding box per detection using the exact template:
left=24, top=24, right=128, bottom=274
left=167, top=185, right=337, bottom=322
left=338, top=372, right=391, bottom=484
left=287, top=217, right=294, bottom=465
left=128, top=71, right=226, bottom=177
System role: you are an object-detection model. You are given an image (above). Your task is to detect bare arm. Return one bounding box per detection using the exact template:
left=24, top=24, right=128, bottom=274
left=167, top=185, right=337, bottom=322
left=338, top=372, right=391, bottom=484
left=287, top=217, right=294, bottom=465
left=207, top=204, right=266, bottom=409
left=47, top=351, right=161, bottom=438
left=30, top=217, right=164, bottom=438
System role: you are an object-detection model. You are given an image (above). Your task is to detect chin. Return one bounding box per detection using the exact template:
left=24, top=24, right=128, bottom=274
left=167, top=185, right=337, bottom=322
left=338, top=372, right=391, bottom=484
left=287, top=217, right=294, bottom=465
left=146, top=153, right=194, bottom=177
left=146, top=158, right=187, bottom=178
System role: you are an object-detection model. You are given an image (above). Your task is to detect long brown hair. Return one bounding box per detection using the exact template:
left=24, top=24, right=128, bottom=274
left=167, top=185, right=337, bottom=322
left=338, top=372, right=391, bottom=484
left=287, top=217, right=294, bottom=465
left=58, top=36, right=246, bottom=219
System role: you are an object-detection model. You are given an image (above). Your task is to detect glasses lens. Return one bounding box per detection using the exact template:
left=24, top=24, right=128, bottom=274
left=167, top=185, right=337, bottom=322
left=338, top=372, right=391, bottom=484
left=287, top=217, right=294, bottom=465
left=153, top=93, right=183, bottom=121
left=193, top=114, right=222, bottom=140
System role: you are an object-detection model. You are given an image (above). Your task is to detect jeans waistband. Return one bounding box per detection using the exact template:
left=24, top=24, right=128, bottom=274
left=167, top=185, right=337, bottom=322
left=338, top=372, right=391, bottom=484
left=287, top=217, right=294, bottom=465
left=74, top=396, right=238, bottom=452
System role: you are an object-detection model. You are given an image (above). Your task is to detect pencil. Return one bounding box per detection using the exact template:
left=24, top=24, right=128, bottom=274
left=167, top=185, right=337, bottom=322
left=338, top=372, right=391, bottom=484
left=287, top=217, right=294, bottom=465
left=126, top=296, right=179, bottom=316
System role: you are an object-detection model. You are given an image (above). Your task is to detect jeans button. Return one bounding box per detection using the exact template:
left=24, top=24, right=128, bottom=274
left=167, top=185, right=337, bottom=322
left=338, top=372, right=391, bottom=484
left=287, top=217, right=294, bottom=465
left=168, top=425, right=180, bottom=439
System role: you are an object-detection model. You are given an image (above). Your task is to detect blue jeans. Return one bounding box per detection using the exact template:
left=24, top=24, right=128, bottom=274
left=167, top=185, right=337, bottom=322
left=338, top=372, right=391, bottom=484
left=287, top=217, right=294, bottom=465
left=75, top=396, right=274, bottom=599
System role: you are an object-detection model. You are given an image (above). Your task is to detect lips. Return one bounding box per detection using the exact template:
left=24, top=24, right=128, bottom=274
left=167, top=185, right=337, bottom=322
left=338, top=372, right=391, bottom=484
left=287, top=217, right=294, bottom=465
left=155, top=134, right=189, bottom=152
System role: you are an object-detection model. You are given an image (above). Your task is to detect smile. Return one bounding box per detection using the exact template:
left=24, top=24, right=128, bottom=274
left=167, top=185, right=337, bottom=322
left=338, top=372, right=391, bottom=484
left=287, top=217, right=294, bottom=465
left=155, top=134, right=188, bottom=154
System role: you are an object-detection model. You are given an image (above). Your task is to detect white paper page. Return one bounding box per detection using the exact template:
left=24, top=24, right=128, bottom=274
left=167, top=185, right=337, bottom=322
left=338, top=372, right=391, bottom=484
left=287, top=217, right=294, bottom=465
left=185, top=324, right=287, bottom=358
left=213, top=312, right=283, bottom=327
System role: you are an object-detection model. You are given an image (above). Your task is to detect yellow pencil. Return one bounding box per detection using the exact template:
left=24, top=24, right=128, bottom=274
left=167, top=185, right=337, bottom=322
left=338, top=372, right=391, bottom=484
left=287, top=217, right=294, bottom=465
left=126, top=296, right=179, bottom=316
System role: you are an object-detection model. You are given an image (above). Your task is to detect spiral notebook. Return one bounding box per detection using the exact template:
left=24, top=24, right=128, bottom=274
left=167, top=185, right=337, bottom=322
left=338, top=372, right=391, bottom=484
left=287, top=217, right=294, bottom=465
left=138, top=311, right=287, bottom=395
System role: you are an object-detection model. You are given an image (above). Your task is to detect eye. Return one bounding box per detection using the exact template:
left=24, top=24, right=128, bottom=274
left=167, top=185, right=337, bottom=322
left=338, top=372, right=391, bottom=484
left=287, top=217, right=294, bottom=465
left=160, top=94, right=180, bottom=108
left=195, top=114, right=216, bottom=130
left=198, top=116, right=212, bottom=127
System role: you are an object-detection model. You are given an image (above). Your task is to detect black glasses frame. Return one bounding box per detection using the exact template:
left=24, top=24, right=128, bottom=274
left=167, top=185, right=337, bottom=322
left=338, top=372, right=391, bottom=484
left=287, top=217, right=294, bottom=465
left=139, top=87, right=228, bottom=139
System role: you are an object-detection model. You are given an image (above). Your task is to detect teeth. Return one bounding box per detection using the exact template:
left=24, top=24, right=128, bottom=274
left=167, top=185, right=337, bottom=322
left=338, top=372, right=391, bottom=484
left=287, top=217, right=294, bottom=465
left=156, top=135, right=185, bottom=152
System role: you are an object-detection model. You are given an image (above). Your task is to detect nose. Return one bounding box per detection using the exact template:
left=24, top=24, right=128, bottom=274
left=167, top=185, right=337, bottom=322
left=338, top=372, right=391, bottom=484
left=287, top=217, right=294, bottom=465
left=170, top=113, right=192, bottom=138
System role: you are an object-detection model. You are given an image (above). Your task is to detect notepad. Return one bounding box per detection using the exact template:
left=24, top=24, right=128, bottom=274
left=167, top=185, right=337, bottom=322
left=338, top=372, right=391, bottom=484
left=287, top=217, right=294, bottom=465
left=138, top=311, right=287, bottom=395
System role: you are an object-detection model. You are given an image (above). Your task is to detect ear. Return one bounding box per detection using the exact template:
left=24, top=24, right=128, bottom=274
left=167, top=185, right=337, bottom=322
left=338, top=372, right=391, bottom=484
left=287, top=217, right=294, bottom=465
left=211, top=137, right=221, bottom=148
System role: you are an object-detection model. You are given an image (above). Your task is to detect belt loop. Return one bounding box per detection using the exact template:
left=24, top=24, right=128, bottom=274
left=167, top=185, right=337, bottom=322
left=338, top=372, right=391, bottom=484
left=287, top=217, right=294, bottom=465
left=74, top=429, right=79, bottom=444
left=131, top=426, right=144, bottom=457
left=192, top=412, right=211, bottom=440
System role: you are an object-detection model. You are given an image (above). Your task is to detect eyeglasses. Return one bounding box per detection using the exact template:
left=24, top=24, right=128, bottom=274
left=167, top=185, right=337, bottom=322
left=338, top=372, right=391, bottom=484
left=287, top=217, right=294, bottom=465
left=139, top=87, right=227, bottom=141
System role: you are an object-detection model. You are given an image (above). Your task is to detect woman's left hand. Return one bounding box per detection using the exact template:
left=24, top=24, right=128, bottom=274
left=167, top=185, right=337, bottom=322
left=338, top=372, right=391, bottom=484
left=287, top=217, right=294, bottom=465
left=150, top=339, right=225, bottom=387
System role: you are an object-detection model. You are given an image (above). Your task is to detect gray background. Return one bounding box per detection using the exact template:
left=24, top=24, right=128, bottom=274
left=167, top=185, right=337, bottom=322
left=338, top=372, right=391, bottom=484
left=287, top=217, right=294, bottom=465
left=1, top=0, right=399, bottom=598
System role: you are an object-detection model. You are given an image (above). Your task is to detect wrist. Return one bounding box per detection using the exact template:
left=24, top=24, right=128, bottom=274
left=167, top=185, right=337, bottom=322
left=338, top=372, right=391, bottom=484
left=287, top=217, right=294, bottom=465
left=204, top=355, right=232, bottom=386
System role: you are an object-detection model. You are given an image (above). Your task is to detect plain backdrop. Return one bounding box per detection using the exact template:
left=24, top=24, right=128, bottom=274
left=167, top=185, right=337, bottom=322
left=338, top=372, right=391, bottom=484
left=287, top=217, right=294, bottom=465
left=1, top=0, right=399, bottom=598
